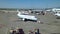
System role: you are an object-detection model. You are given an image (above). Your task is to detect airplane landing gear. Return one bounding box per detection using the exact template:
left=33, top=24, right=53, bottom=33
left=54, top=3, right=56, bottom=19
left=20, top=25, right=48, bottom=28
left=22, top=18, right=25, bottom=21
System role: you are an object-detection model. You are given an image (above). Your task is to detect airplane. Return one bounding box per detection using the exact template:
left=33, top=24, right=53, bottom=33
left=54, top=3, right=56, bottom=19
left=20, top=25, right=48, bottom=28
left=52, top=8, right=60, bottom=19
left=17, top=10, right=37, bottom=22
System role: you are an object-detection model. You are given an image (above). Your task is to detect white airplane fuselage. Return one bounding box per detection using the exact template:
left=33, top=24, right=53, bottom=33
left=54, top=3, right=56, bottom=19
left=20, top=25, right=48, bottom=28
left=17, top=12, right=37, bottom=22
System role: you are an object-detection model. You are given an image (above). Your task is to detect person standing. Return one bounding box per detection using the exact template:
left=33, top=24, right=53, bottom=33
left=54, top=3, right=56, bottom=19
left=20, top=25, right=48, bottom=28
left=34, top=28, right=41, bottom=34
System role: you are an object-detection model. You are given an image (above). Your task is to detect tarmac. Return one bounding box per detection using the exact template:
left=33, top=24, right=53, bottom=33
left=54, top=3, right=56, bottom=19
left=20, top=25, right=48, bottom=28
left=0, top=10, right=60, bottom=34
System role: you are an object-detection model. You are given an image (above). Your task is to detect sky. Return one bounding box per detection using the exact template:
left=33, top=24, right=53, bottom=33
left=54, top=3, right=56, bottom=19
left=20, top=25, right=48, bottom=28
left=0, top=0, right=60, bottom=8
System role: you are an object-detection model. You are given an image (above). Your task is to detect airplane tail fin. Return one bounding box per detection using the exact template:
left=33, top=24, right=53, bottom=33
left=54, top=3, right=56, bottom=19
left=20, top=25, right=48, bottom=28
left=17, top=10, right=21, bottom=14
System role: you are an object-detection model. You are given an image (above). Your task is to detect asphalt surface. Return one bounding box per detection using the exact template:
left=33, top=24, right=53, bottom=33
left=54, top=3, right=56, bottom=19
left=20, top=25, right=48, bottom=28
left=0, top=11, right=60, bottom=34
